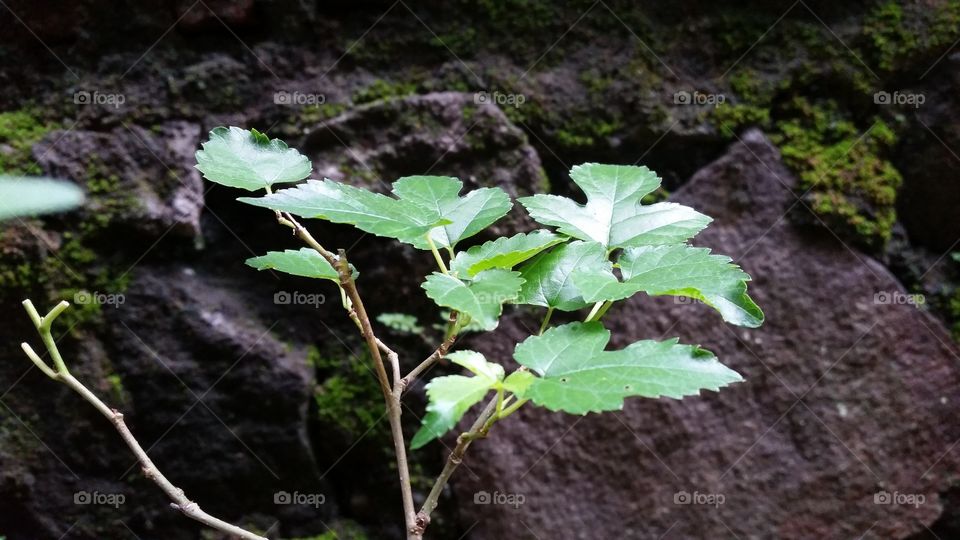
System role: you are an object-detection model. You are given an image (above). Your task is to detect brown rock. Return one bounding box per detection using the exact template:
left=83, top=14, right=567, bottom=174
left=451, top=130, right=960, bottom=539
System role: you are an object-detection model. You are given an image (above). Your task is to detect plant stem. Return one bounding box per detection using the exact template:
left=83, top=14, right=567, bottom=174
left=425, top=234, right=449, bottom=274
left=333, top=252, right=418, bottom=538
left=539, top=307, right=554, bottom=335
left=20, top=300, right=267, bottom=540
left=415, top=396, right=500, bottom=533
left=584, top=301, right=604, bottom=322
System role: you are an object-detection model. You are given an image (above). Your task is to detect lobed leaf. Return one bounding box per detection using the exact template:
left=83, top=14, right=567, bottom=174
left=239, top=176, right=510, bottom=250
left=573, top=245, right=764, bottom=327
left=514, top=240, right=611, bottom=311
left=394, top=176, right=512, bottom=250
left=422, top=269, right=524, bottom=331
left=239, top=179, right=450, bottom=245
left=245, top=248, right=339, bottom=281
left=411, top=350, right=503, bottom=449
left=195, top=127, right=312, bottom=191
left=0, top=177, right=84, bottom=220
left=512, top=322, right=743, bottom=414
left=450, top=230, right=567, bottom=277
left=519, top=163, right=711, bottom=248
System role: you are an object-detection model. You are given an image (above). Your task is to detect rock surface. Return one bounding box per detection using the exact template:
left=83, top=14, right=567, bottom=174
left=33, top=122, right=206, bottom=242
left=453, top=130, right=960, bottom=539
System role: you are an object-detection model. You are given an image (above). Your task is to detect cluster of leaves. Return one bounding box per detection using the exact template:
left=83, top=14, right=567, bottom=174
left=195, top=126, right=763, bottom=449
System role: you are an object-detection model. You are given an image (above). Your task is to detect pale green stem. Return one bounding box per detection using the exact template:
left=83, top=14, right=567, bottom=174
left=425, top=234, right=449, bottom=274
left=539, top=307, right=554, bottom=335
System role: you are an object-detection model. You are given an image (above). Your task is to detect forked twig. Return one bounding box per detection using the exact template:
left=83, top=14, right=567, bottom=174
left=20, top=299, right=268, bottom=540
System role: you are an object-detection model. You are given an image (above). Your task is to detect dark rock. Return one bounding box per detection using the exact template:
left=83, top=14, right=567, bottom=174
left=895, top=52, right=960, bottom=253
left=300, top=91, right=548, bottom=240
left=178, top=0, right=256, bottom=31
left=452, top=130, right=960, bottom=539
left=33, top=121, right=205, bottom=243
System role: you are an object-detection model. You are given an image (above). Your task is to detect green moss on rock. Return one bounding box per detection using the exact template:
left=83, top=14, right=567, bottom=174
left=772, top=98, right=902, bottom=248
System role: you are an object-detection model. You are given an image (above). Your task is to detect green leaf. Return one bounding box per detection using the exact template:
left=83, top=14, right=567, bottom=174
left=515, top=240, right=610, bottom=311
left=195, top=127, right=312, bottom=191
left=450, top=230, right=567, bottom=277
left=512, top=322, right=742, bottom=414
left=238, top=179, right=451, bottom=245
left=377, top=313, right=424, bottom=335
left=245, top=248, right=340, bottom=281
left=411, top=350, right=503, bottom=449
left=574, top=245, right=764, bottom=328
left=518, top=163, right=711, bottom=248
left=0, top=177, right=85, bottom=220
left=422, top=269, right=523, bottom=331
left=393, top=176, right=512, bottom=250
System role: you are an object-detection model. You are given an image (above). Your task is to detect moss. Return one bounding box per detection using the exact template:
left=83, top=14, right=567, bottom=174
left=309, top=346, right=382, bottom=436
left=771, top=98, right=902, bottom=249
left=353, top=79, right=418, bottom=105
left=0, top=109, right=58, bottom=175
left=863, top=1, right=960, bottom=72
left=710, top=103, right=771, bottom=134
left=552, top=115, right=623, bottom=149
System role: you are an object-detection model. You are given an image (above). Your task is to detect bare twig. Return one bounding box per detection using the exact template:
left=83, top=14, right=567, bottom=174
left=20, top=300, right=267, bottom=540
left=414, top=395, right=500, bottom=533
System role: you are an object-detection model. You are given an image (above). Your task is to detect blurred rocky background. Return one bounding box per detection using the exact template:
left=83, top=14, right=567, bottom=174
left=1, top=1, right=959, bottom=538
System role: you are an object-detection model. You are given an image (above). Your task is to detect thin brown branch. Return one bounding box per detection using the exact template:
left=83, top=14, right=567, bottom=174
left=399, top=327, right=458, bottom=393
left=333, top=251, right=419, bottom=539
left=414, top=395, right=500, bottom=534
left=20, top=300, right=267, bottom=540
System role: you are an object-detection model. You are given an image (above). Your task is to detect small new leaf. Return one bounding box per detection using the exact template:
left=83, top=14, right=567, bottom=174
left=512, top=322, right=742, bottom=414
left=515, top=240, right=610, bottom=311
left=573, top=245, right=763, bottom=328
left=422, top=269, right=524, bottom=331
left=450, top=230, right=567, bottom=277
left=377, top=313, right=424, bottom=335
left=519, top=163, right=711, bottom=248
left=245, top=248, right=340, bottom=281
left=411, top=351, right=503, bottom=449
left=393, top=176, right=512, bottom=250
left=195, top=127, right=312, bottom=191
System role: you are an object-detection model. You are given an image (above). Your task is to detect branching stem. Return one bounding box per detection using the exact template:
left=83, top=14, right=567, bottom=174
left=20, top=300, right=267, bottom=540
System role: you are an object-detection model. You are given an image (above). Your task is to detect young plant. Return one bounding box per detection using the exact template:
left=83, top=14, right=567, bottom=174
left=18, top=126, right=763, bottom=539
